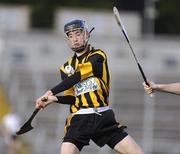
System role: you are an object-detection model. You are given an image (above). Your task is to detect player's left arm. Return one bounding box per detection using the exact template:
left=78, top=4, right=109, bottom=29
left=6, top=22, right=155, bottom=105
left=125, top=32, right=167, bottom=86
left=46, top=53, right=105, bottom=95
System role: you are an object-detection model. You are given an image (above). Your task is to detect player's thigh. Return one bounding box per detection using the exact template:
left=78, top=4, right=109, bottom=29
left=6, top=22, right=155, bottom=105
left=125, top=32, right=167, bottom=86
left=114, top=135, right=144, bottom=154
left=61, top=142, right=80, bottom=154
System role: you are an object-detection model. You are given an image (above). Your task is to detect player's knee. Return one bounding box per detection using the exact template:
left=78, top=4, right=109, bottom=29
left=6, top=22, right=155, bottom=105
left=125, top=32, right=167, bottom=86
left=61, top=142, right=79, bottom=154
left=113, top=135, right=144, bottom=154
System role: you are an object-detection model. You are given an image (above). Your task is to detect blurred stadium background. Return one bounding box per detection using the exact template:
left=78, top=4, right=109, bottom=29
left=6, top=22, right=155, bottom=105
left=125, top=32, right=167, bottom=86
left=0, top=0, right=180, bottom=154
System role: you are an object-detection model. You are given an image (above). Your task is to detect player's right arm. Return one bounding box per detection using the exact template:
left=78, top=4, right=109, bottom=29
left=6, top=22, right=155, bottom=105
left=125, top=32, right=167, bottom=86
left=143, top=81, right=180, bottom=95
left=36, top=95, right=75, bottom=109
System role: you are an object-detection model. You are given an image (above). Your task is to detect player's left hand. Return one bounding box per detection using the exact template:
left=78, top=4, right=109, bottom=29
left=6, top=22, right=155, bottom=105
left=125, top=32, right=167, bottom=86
left=143, top=81, right=154, bottom=95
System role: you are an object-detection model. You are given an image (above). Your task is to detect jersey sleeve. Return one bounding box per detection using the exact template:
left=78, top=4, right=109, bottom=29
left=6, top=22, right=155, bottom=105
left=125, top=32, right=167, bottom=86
left=56, top=95, right=75, bottom=105
left=50, top=65, right=80, bottom=95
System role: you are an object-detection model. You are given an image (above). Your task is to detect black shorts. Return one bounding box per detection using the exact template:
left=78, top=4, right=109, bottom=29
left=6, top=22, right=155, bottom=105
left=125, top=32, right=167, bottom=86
left=62, top=109, right=128, bottom=151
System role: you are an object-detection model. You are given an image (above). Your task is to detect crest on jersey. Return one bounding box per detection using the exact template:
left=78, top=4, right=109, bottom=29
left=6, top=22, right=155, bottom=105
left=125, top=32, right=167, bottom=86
left=65, top=65, right=75, bottom=75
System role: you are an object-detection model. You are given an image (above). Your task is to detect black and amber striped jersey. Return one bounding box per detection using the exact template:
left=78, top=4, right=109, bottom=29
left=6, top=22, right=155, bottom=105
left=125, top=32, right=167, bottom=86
left=59, top=46, right=110, bottom=113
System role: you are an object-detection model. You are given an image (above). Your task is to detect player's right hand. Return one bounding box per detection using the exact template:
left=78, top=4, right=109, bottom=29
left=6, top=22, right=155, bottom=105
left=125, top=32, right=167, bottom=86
left=36, top=97, right=47, bottom=109
left=35, top=90, right=54, bottom=109
left=36, top=95, right=58, bottom=109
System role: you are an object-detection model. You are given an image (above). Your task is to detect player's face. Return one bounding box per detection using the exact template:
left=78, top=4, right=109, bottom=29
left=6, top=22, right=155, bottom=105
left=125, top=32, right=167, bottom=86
left=67, top=29, right=86, bottom=49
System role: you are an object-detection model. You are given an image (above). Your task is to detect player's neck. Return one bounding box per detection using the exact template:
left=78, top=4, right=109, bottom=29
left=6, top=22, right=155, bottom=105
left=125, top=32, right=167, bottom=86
left=76, top=50, right=86, bottom=57
left=75, top=45, right=89, bottom=57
